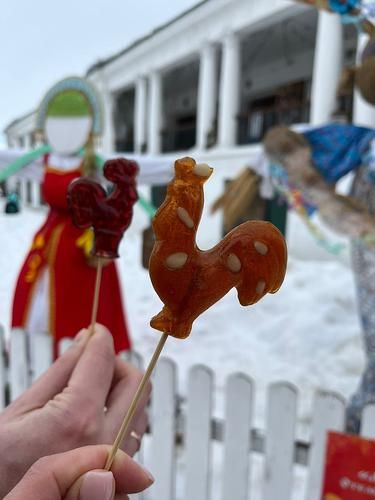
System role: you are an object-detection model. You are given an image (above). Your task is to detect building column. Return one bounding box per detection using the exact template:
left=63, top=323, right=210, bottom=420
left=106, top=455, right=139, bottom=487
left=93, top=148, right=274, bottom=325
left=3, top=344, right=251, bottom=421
left=31, top=182, right=40, bottom=208
left=148, top=71, right=162, bottom=154
left=102, top=90, right=115, bottom=153
left=24, top=134, right=31, bottom=149
left=353, top=33, right=375, bottom=127
left=218, top=32, right=241, bottom=148
left=20, top=179, right=27, bottom=204
left=310, top=11, right=343, bottom=125
left=197, top=43, right=218, bottom=150
left=134, top=76, right=147, bottom=153
left=94, top=69, right=115, bottom=153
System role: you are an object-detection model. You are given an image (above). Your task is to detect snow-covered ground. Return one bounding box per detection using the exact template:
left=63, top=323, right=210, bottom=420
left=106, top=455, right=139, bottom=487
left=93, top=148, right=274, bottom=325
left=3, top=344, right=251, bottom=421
left=0, top=199, right=364, bottom=437
left=0, top=198, right=366, bottom=498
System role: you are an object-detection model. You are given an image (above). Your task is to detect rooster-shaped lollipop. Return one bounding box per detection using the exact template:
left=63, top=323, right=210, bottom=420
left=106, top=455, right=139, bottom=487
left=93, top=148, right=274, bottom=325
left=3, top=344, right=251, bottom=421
left=67, top=158, right=138, bottom=259
left=149, top=157, right=287, bottom=338
left=67, top=158, right=138, bottom=340
left=105, top=156, right=287, bottom=471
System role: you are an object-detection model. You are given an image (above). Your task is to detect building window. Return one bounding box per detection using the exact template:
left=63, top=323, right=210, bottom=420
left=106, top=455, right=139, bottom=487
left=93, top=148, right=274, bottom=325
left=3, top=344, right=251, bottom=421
left=114, top=88, right=135, bottom=152
left=162, top=60, right=199, bottom=153
left=162, top=114, right=197, bottom=152
left=238, top=81, right=309, bottom=145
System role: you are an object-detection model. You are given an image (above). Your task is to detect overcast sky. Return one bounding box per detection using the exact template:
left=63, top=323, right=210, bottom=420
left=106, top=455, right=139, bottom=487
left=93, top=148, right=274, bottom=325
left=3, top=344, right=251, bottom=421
left=0, top=0, right=198, bottom=143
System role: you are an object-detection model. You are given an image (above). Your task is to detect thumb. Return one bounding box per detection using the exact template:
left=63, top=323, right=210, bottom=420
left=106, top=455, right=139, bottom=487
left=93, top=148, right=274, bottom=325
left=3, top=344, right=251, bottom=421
left=4, top=445, right=154, bottom=500
left=65, top=470, right=115, bottom=500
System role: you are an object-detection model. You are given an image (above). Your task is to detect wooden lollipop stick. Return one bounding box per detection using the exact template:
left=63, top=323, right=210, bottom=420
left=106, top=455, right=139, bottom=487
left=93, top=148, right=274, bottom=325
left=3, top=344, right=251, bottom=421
left=88, top=258, right=104, bottom=337
left=105, top=332, right=169, bottom=470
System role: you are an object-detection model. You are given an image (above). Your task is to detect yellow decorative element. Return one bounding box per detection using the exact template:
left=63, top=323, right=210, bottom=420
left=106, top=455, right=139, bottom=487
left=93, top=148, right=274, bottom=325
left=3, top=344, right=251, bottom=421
left=25, top=254, right=42, bottom=283
left=31, top=234, right=45, bottom=250
left=76, top=228, right=94, bottom=258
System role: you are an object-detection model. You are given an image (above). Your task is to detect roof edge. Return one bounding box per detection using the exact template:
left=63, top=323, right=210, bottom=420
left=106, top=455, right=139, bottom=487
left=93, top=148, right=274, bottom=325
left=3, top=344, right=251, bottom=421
left=86, top=0, right=209, bottom=76
left=4, top=110, right=36, bottom=134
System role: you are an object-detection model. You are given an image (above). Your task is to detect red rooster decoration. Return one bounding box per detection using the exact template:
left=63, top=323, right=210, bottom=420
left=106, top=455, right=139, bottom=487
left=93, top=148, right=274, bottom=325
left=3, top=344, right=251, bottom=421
left=67, top=158, right=138, bottom=258
left=149, top=157, right=287, bottom=339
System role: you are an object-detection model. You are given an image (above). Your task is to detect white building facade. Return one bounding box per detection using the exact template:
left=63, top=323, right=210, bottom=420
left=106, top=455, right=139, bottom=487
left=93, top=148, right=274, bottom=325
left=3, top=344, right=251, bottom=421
left=4, top=0, right=375, bottom=248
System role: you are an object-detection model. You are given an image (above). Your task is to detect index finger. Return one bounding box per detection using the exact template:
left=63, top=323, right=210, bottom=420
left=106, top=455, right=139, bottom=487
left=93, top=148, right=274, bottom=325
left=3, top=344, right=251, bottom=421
left=67, top=324, right=115, bottom=411
left=5, top=329, right=89, bottom=412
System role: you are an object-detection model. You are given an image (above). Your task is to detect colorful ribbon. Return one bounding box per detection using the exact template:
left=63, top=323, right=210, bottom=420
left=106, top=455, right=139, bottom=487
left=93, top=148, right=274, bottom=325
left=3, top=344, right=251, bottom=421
left=270, top=164, right=347, bottom=255
left=331, top=0, right=375, bottom=33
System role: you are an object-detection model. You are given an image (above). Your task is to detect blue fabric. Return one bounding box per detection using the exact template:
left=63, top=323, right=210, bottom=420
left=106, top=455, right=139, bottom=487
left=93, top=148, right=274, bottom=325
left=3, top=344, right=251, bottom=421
left=302, top=124, right=375, bottom=184
left=328, top=0, right=360, bottom=14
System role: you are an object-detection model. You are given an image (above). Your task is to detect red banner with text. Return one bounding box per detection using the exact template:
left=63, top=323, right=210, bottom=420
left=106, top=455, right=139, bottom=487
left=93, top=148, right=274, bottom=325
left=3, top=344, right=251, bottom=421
left=322, top=431, right=375, bottom=499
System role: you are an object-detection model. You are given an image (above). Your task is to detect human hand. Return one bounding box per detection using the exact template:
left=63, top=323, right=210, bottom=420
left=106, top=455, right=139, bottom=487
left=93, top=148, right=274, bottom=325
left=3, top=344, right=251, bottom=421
left=4, top=444, right=154, bottom=500
left=0, top=325, right=150, bottom=497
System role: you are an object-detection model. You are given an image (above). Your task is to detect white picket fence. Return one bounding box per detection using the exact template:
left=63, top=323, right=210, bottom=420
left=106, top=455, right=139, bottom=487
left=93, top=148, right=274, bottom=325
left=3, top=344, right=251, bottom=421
left=2, top=326, right=375, bottom=500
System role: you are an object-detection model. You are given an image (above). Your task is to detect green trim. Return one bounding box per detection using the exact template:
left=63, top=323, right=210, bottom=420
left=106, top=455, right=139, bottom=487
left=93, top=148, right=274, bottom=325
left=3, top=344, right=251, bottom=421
left=0, top=147, right=157, bottom=219
left=47, top=90, right=91, bottom=117
left=0, top=144, right=51, bottom=182
left=138, top=193, right=157, bottom=217
left=265, top=195, right=288, bottom=237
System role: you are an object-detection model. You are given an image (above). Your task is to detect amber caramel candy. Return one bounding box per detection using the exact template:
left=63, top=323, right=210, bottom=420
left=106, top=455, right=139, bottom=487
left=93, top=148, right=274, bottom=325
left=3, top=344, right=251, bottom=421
left=149, top=157, right=287, bottom=339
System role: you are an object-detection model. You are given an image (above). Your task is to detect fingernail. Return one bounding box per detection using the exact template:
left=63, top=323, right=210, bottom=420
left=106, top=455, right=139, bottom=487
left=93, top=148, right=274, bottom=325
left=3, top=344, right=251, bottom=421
left=74, top=329, right=88, bottom=344
left=139, top=463, right=155, bottom=484
left=80, top=471, right=114, bottom=500
left=92, top=324, right=114, bottom=347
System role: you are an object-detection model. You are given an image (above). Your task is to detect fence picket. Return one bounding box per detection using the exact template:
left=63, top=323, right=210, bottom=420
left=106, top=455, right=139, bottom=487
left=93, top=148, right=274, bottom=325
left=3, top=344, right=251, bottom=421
left=30, top=334, right=53, bottom=382
left=221, top=373, right=254, bottom=500
left=184, top=365, right=213, bottom=500
left=149, top=357, right=177, bottom=500
left=126, top=349, right=145, bottom=500
left=0, top=326, right=6, bottom=409
left=305, top=390, right=345, bottom=500
left=9, top=328, right=29, bottom=401
left=262, top=382, right=297, bottom=500
left=361, top=405, right=375, bottom=439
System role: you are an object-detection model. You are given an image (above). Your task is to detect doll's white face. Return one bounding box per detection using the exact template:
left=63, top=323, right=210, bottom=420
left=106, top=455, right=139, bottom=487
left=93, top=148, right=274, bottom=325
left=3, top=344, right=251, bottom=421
left=45, top=116, right=93, bottom=155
